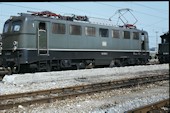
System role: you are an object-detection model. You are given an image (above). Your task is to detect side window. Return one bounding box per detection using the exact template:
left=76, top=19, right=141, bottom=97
left=133, top=32, right=139, bottom=40
left=52, top=23, right=65, bottom=34
left=99, top=28, right=109, bottom=37
left=11, top=21, right=22, bottom=32
left=3, top=22, right=9, bottom=33
left=85, top=26, right=96, bottom=36
left=123, top=31, right=130, bottom=39
left=112, top=30, right=120, bottom=38
left=70, top=25, right=81, bottom=35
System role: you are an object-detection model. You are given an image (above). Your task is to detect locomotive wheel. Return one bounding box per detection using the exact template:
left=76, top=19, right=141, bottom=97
left=114, top=60, right=122, bottom=67
left=109, top=60, right=116, bottom=67
left=110, top=59, right=128, bottom=67
left=85, top=63, right=94, bottom=69
left=73, top=62, right=86, bottom=70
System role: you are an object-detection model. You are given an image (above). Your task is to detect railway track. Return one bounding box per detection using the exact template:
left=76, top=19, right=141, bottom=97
left=0, top=73, right=169, bottom=110
left=126, top=98, right=170, bottom=113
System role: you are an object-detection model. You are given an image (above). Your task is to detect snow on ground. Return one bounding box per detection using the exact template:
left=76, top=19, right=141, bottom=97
left=0, top=64, right=169, bottom=95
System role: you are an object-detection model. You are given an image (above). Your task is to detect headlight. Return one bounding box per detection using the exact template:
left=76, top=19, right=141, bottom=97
left=13, top=41, right=18, bottom=52
left=0, top=42, right=2, bottom=46
left=13, top=41, right=18, bottom=46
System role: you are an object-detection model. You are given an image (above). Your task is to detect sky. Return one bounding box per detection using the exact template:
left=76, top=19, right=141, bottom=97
left=0, top=2, right=169, bottom=48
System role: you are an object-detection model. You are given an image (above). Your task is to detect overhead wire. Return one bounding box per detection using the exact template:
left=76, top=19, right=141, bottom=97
left=140, top=19, right=168, bottom=28
left=1, top=2, right=168, bottom=21
left=0, top=2, right=168, bottom=29
left=0, top=3, right=114, bottom=22
left=94, top=2, right=168, bottom=20
left=0, top=3, right=44, bottom=11
left=131, top=2, right=168, bottom=12
left=0, top=3, right=70, bottom=16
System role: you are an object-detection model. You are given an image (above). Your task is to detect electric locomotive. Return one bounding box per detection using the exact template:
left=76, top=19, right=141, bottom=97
left=157, top=32, right=169, bottom=63
left=0, top=10, right=149, bottom=74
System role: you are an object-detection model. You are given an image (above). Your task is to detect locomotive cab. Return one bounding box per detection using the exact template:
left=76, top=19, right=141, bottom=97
left=141, top=32, right=149, bottom=52
left=157, top=32, right=169, bottom=63
left=1, top=13, right=53, bottom=73
left=1, top=15, right=37, bottom=73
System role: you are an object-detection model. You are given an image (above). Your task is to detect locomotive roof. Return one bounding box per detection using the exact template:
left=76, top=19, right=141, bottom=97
left=8, top=12, right=147, bottom=33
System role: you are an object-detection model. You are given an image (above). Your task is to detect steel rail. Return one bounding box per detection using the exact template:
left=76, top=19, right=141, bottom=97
left=125, top=98, right=170, bottom=113
left=0, top=74, right=169, bottom=110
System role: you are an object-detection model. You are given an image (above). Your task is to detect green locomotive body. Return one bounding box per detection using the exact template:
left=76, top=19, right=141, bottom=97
left=0, top=11, right=149, bottom=73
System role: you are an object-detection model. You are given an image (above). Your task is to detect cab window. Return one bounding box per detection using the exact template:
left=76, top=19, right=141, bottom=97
left=3, top=22, right=9, bottom=33
left=11, top=21, right=22, bottom=32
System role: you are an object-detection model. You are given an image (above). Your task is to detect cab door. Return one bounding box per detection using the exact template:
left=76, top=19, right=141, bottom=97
left=37, top=22, right=49, bottom=55
left=141, top=32, right=146, bottom=52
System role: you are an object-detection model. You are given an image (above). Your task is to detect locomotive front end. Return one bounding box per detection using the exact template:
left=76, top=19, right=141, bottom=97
left=1, top=15, right=33, bottom=74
